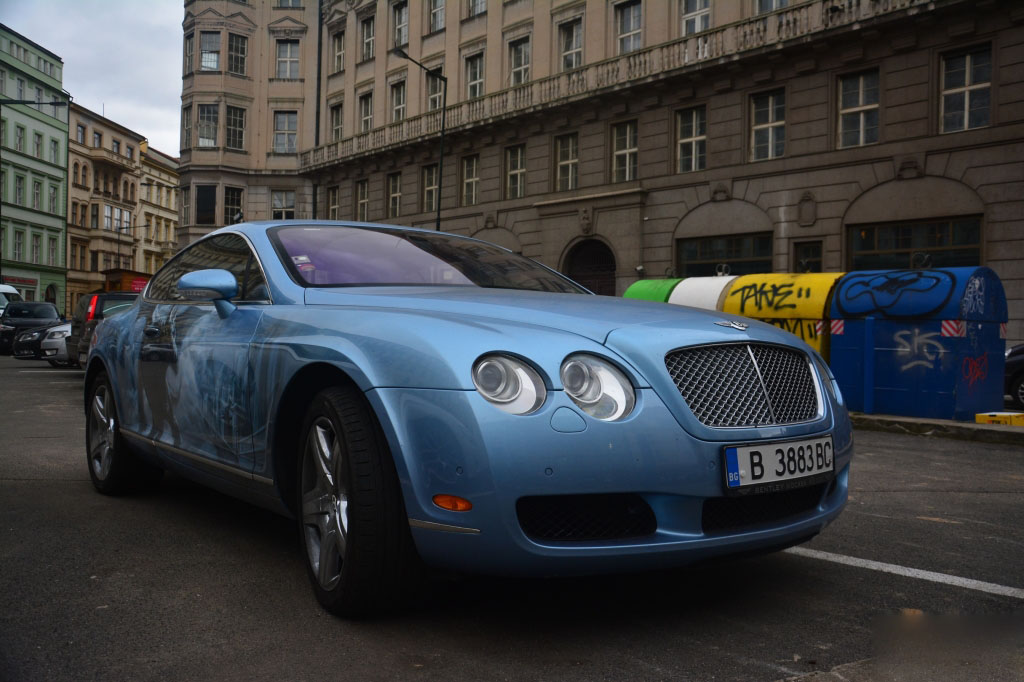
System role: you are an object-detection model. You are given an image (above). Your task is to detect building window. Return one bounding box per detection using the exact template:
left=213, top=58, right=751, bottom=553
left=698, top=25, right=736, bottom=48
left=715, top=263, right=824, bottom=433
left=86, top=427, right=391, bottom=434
left=228, top=34, right=247, bottom=76
left=276, top=40, right=300, bottom=79
left=112, top=139, right=120, bottom=155
left=427, top=69, right=444, bottom=111
left=226, top=106, right=245, bottom=150
left=429, top=0, right=445, bottom=32
left=359, top=93, right=373, bottom=132
left=848, top=218, right=981, bottom=270
left=224, top=187, right=243, bottom=225
left=387, top=172, right=402, bottom=218
left=182, top=105, right=192, bottom=148
left=612, top=120, right=638, bottom=182
left=838, top=70, right=879, bottom=148
left=677, top=106, right=706, bottom=172
left=505, top=145, right=526, bottom=199
left=104, top=205, right=112, bottom=230
left=272, top=190, right=295, bottom=220
left=48, top=237, right=56, bottom=266
left=757, top=0, right=787, bottom=12
left=616, top=0, right=642, bottom=54
left=125, top=144, right=133, bottom=160
left=184, top=33, right=194, bottom=74
left=941, top=46, right=991, bottom=133
left=198, top=104, right=218, bottom=147
left=393, top=2, right=409, bottom=47
left=48, top=185, right=57, bottom=213
left=555, top=133, right=578, bottom=191
left=559, top=18, right=583, bottom=71
left=200, top=31, right=220, bottom=71
left=361, top=16, right=375, bottom=61
left=422, top=164, right=439, bottom=212
left=509, top=37, right=531, bottom=86
left=32, top=234, right=41, bottom=264
left=15, top=126, right=24, bottom=152
left=76, top=124, right=85, bottom=144
left=324, top=185, right=338, bottom=220
left=332, top=31, right=345, bottom=72
left=91, top=204, right=99, bottom=228
left=33, top=132, right=42, bottom=158
left=16, top=78, right=23, bottom=100
left=676, top=232, right=773, bottom=277
left=330, top=103, right=343, bottom=141
left=273, top=111, right=297, bottom=153
left=793, top=241, right=822, bottom=273
left=92, top=131, right=101, bottom=148
left=279, top=0, right=301, bottom=7
left=181, top=188, right=190, bottom=225
left=681, top=0, right=710, bottom=35
left=391, top=80, right=406, bottom=122
left=751, top=89, right=785, bottom=161
left=468, top=0, right=485, bottom=18
left=466, top=53, right=484, bottom=99
left=32, top=181, right=41, bottom=209
left=15, top=176, right=24, bottom=205
left=461, top=155, right=479, bottom=206
left=13, top=232, right=23, bottom=261
left=355, top=179, right=369, bottom=220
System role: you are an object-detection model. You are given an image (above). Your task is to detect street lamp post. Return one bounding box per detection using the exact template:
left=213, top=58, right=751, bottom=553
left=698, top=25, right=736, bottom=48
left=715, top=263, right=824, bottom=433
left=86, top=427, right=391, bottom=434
left=0, top=98, right=69, bottom=283
left=391, top=48, right=447, bottom=232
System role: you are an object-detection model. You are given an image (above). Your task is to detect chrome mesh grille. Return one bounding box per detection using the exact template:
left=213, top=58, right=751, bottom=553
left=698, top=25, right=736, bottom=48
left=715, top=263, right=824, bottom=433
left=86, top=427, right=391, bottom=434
left=664, top=343, right=818, bottom=427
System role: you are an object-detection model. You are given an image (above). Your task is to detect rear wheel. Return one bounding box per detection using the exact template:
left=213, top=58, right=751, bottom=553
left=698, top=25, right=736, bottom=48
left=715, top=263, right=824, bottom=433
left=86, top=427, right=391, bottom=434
left=1011, top=373, right=1024, bottom=410
left=86, top=371, right=162, bottom=494
left=298, top=385, right=419, bottom=616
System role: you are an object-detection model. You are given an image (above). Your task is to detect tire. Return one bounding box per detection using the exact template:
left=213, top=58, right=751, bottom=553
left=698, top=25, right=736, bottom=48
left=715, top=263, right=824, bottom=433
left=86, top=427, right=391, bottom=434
left=48, top=359, right=71, bottom=368
left=86, top=371, right=163, bottom=495
left=1011, top=373, right=1024, bottom=410
left=298, top=385, right=420, bottom=617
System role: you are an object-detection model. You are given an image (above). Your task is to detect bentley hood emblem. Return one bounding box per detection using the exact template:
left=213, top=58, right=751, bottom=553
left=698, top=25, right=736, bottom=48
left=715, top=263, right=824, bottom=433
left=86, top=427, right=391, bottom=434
left=714, top=320, right=749, bottom=331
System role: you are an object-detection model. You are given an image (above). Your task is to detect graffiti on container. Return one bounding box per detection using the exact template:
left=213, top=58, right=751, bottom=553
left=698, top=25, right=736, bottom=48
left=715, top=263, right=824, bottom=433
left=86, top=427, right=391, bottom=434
left=730, top=282, right=814, bottom=314
left=961, top=276, right=985, bottom=316
left=836, top=270, right=955, bottom=319
left=961, top=353, right=988, bottom=392
left=767, top=318, right=819, bottom=343
left=894, top=328, right=945, bottom=371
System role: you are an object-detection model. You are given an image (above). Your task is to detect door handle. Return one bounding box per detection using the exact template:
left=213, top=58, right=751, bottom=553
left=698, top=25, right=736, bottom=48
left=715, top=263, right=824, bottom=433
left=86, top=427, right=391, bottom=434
left=143, top=326, right=160, bottom=338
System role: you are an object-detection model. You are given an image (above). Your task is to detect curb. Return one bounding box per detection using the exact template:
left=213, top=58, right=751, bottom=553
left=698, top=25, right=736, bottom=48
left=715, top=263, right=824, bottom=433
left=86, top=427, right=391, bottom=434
left=850, top=413, right=1023, bottom=447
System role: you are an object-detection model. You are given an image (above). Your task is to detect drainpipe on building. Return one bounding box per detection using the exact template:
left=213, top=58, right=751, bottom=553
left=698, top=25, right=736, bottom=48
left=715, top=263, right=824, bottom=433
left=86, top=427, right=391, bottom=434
left=311, top=0, right=324, bottom=220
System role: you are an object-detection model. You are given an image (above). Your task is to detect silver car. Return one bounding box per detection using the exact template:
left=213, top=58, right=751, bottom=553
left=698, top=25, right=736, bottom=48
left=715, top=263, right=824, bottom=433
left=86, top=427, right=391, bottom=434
left=40, top=322, right=72, bottom=367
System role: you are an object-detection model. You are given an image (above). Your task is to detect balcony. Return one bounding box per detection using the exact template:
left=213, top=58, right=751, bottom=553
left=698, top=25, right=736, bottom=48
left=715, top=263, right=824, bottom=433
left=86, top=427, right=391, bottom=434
left=300, top=0, right=942, bottom=172
left=85, top=146, right=138, bottom=172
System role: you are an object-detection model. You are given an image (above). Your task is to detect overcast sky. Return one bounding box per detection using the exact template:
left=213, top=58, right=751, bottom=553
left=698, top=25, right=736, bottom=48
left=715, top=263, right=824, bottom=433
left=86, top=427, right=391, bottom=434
left=5, top=0, right=183, bottom=156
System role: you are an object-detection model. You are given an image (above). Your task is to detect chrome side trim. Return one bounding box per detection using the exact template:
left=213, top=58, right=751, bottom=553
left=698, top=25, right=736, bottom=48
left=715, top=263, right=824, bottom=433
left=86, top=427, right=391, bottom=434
left=121, top=429, right=274, bottom=486
left=407, top=518, right=481, bottom=534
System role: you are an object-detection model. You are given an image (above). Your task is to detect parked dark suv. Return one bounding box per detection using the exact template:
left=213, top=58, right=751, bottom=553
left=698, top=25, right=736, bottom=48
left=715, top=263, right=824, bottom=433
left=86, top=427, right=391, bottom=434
left=66, top=292, right=138, bottom=368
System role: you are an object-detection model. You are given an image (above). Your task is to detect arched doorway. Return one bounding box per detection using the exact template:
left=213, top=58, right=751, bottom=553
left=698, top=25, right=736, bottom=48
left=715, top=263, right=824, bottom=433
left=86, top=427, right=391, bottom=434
left=44, top=284, right=58, bottom=306
left=565, top=239, right=616, bottom=295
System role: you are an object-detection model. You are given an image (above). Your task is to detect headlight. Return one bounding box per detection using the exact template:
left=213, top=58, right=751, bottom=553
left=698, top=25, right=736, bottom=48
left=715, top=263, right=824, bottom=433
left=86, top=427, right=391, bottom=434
left=472, top=354, right=546, bottom=415
left=24, top=332, right=40, bottom=341
left=46, top=330, right=70, bottom=339
left=560, top=354, right=635, bottom=421
left=813, top=356, right=843, bottom=407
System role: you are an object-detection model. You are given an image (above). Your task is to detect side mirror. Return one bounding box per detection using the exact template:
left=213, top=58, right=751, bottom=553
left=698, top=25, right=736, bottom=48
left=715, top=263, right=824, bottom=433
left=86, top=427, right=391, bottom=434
left=177, top=269, right=238, bottom=318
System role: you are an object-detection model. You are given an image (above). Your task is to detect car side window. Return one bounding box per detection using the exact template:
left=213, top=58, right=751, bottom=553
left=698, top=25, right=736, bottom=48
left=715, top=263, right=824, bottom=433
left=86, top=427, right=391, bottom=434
left=146, top=234, right=264, bottom=303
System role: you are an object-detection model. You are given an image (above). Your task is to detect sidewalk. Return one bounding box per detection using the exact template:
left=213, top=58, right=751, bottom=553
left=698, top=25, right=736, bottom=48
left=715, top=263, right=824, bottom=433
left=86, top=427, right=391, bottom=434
left=851, top=412, right=1023, bottom=447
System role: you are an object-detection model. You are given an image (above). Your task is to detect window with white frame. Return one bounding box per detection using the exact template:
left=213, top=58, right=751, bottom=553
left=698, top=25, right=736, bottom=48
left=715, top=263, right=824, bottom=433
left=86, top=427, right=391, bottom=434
left=391, top=80, right=406, bottom=122
left=48, top=185, right=57, bottom=213
left=200, top=31, right=220, bottom=70
left=681, top=0, right=710, bottom=35
left=48, top=237, right=57, bottom=266
left=427, top=68, right=444, bottom=110
left=272, top=190, right=295, bottom=220
left=15, top=176, right=24, bottom=205
left=33, top=132, right=42, bottom=158
left=332, top=31, right=345, bottom=72
left=466, top=53, right=484, bottom=99
left=198, top=104, right=218, bottom=147
left=941, top=46, right=991, bottom=133
left=327, top=186, right=339, bottom=220
left=616, top=0, right=642, bottom=54
left=228, top=34, right=247, bottom=76
left=468, top=0, right=485, bottom=18
left=751, top=89, right=785, bottom=160
left=50, top=139, right=58, bottom=163
left=184, top=33, right=194, bottom=74
left=276, top=40, right=299, bottom=78
left=13, top=231, right=23, bottom=261
left=361, top=16, right=375, bottom=61
left=462, top=155, right=479, bottom=206
left=182, top=106, right=192, bottom=148
left=224, top=187, right=243, bottom=225
left=15, top=126, right=24, bottom=151
left=359, top=92, right=373, bottom=132
left=429, top=0, right=445, bottom=32
left=226, top=106, right=245, bottom=150
left=330, top=103, right=343, bottom=141
left=505, top=145, right=525, bottom=199
left=422, top=164, right=439, bottom=212
left=555, top=133, right=578, bottom=191
left=757, top=0, right=787, bottom=12
left=559, top=18, right=583, bottom=71
left=32, top=234, right=41, bottom=264
left=677, top=106, right=706, bottom=172
left=612, top=120, right=638, bottom=182
left=838, top=70, right=879, bottom=148
left=387, top=172, right=402, bottom=217
left=32, top=181, right=40, bottom=209
left=509, top=37, right=531, bottom=86
left=355, top=179, right=369, bottom=220
left=393, top=2, right=408, bottom=47
left=273, top=111, right=297, bottom=153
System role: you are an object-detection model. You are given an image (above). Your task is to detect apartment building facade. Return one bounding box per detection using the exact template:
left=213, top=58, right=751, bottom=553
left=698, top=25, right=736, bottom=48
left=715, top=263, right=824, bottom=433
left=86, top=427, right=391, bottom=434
left=0, top=24, right=69, bottom=312
left=138, top=142, right=180, bottom=277
left=179, top=0, right=1024, bottom=345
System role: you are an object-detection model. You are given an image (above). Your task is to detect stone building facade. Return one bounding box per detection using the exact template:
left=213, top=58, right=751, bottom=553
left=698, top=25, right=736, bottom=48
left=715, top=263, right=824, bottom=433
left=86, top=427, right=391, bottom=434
left=137, top=143, right=180, bottom=277
left=178, top=0, right=1024, bottom=345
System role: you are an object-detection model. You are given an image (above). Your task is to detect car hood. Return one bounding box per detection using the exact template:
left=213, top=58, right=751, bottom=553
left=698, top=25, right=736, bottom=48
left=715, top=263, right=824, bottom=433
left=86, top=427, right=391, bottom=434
left=2, top=317, right=60, bottom=330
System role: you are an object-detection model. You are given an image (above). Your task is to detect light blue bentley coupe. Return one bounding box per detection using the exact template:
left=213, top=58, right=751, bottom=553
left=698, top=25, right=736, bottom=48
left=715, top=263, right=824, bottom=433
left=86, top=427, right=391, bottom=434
left=85, top=222, right=853, bottom=615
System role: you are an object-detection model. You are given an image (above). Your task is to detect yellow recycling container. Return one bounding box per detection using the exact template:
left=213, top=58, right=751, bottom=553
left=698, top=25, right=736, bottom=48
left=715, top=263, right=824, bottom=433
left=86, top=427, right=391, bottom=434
left=721, top=273, right=845, bottom=358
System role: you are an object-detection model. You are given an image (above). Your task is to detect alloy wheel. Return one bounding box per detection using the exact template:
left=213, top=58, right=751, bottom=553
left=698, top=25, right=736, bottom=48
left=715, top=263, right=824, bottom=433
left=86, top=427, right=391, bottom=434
left=301, top=416, right=349, bottom=590
left=88, top=384, right=116, bottom=480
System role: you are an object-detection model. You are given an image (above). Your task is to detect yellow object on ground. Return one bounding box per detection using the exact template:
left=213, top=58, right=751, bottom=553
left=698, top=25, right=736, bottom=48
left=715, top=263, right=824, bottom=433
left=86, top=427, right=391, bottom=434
left=974, top=412, right=1024, bottom=426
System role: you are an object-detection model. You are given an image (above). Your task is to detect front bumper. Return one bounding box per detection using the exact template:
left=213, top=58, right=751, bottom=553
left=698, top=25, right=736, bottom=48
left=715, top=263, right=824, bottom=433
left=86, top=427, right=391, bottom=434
left=369, top=386, right=853, bottom=576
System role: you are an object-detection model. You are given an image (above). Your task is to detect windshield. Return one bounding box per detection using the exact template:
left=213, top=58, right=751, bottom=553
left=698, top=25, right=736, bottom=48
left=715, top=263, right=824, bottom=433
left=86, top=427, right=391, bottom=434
left=271, top=225, right=588, bottom=294
left=3, top=303, right=58, bottom=319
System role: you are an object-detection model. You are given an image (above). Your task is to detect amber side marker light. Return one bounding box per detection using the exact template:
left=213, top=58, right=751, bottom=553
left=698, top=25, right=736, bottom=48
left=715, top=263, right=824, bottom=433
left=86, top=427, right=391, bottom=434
left=433, top=494, right=473, bottom=512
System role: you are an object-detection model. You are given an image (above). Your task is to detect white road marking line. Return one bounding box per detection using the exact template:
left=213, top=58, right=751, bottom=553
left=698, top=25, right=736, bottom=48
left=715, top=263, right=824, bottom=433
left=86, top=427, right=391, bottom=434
left=785, top=547, right=1024, bottom=599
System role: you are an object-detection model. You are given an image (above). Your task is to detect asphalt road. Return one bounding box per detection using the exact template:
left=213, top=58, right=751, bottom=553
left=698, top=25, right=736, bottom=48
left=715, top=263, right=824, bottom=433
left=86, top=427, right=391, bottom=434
left=1, top=355, right=1022, bottom=682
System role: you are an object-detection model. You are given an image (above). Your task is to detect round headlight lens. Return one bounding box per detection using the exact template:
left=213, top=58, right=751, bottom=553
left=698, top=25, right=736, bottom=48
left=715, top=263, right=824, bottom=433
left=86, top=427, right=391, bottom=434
left=560, top=354, right=635, bottom=421
left=472, top=354, right=546, bottom=415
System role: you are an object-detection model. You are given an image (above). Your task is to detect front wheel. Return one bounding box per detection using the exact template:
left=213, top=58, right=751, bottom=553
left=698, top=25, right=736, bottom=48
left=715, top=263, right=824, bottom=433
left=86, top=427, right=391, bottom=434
left=86, top=371, right=162, bottom=494
left=1011, top=374, right=1024, bottom=410
left=298, top=386, right=420, bottom=616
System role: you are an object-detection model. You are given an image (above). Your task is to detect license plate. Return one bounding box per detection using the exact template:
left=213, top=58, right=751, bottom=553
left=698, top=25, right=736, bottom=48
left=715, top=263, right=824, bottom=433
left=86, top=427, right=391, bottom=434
left=15, top=349, right=33, bottom=356
left=724, top=436, right=834, bottom=494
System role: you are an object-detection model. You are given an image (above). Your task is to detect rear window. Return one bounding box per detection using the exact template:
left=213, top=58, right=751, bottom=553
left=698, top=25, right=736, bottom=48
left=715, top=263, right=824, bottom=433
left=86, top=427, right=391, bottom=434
left=4, top=303, right=58, bottom=319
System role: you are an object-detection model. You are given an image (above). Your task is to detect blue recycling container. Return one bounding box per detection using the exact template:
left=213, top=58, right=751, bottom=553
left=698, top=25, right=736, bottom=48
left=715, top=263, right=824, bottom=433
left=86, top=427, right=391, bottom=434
left=828, top=267, right=1007, bottom=420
